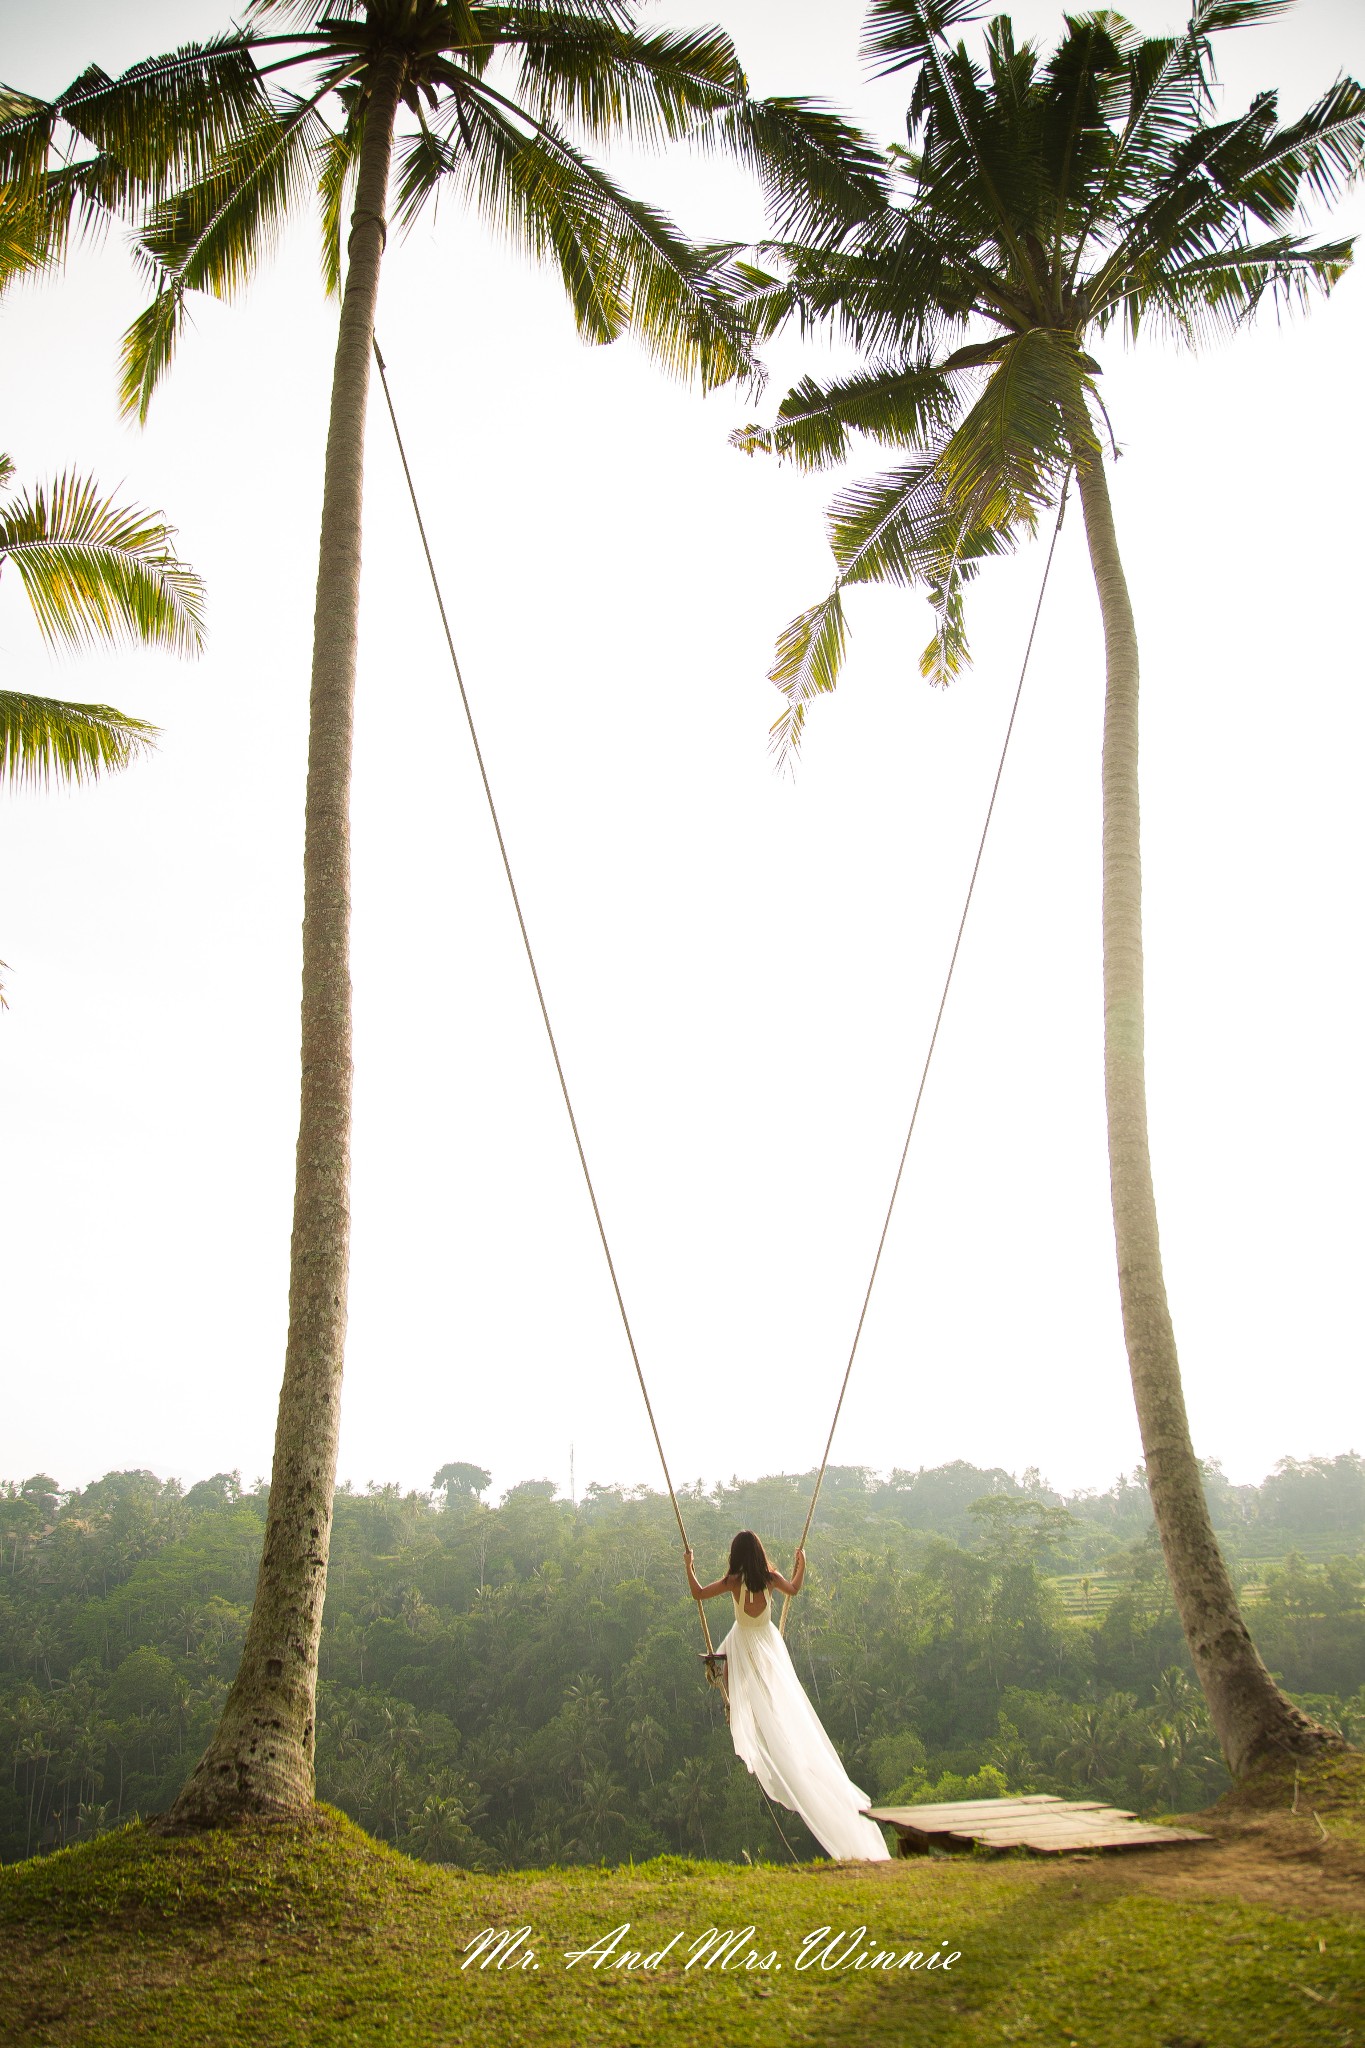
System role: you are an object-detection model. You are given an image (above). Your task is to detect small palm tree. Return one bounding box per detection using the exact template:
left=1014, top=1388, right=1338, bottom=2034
left=736, top=0, right=1363, bottom=1778
left=2, top=1, right=885, bottom=1825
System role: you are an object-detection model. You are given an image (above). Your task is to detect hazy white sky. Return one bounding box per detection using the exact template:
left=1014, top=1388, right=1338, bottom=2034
left=2, top=0, right=1361, bottom=1509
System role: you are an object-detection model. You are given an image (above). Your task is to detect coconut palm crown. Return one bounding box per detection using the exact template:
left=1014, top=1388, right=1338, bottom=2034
left=738, top=0, right=1363, bottom=754
left=737, top=0, right=1364, bottom=1777
left=2, top=1, right=888, bottom=1824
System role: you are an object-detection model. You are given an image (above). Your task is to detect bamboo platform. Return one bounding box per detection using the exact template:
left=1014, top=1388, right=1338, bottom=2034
left=865, top=1794, right=1211, bottom=1856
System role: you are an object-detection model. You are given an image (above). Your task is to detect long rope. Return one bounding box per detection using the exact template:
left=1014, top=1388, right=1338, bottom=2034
left=372, top=338, right=716, bottom=1666
left=778, top=477, right=1071, bottom=1636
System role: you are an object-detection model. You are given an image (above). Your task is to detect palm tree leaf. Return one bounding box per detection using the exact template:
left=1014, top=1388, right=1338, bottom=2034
left=731, top=360, right=959, bottom=470
left=1107, top=230, right=1354, bottom=341
left=936, top=327, right=1094, bottom=519
left=394, top=101, right=626, bottom=345
left=1090, top=77, right=1365, bottom=334
left=1226, top=75, right=1365, bottom=222
left=407, top=86, right=753, bottom=386
left=709, top=97, right=889, bottom=242
left=823, top=456, right=955, bottom=588
left=1188, top=0, right=1296, bottom=34
left=137, top=88, right=333, bottom=299
left=317, top=85, right=365, bottom=298
left=1036, top=14, right=1130, bottom=271
left=862, top=0, right=987, bottom=79
left=507, top=20, right=743, bottom=142
left=762, top=213, right=988, bottom=357
left=244, top=0, right=364, bottom=22
left=0, top=180, right=65, bottom=291
left=726, top=259, right=799, bottom=343
left=0, top=40, right=270, bottom=212
left=767, top=588, right=848, bottom=768
left=118, top=279, right=192, bottom=426
left=0, top=473, right=206, bottom=655
left=503, top=16, right=887, bottom=241
left=1060, top=30, right=1207, bottom=296
left=118, top=85, right=336, bottom=418
left=880, top=9, right=1052, bottom=318
left=0, top=691, right=160, bottom=788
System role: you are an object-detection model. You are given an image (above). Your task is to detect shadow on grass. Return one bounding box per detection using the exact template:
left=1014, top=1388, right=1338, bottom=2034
left=814, top=1869, right=1109, bottom=2048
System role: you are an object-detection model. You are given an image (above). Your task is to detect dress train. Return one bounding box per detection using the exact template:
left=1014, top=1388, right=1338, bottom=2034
left=717, top=1588, right=889, bottom=1862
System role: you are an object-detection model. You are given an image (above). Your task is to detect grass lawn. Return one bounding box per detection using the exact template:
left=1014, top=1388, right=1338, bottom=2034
left=2, top=1756, right=1362, bottom=2047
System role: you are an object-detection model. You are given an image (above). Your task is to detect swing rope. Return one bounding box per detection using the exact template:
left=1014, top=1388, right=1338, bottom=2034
left=777, top=475, right=1071, bottom=1635
left=374, top=334, right=1068, bottom=1675
left=372, top=338, right=716, bottom=1666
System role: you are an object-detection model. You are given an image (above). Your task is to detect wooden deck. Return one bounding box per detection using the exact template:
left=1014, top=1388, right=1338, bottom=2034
left=865, top=1794, right=1212, bottom=1856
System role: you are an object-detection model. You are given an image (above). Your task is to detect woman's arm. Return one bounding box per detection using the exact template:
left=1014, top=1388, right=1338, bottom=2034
left=684, top=1546, right=734, bottom=1601
left=767, top=1546, right=806, bottom=1598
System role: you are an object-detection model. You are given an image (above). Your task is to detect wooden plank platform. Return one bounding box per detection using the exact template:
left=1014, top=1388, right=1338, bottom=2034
left=865, top=1795, right=1211, bottom=1856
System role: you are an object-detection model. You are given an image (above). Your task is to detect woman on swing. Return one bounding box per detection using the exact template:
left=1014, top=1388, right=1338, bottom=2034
left=685, top=1531, right=889, bottom=1861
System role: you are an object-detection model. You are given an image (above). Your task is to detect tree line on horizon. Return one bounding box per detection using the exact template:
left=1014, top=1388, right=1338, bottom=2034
left=2, top=1454, right=1361, bottom=1866
left=4, top=0, right=1362, bottom=1832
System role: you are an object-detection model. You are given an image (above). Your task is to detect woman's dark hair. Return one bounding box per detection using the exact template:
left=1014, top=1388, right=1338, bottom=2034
left=729, top=1530, right=772, bottom=1596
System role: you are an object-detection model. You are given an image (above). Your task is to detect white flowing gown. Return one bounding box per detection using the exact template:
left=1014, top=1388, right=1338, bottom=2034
left=718, top=1585, right=890, bottom=1861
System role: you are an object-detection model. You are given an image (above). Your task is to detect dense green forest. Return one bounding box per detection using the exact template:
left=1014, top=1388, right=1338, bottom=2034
left=3, top=1454, right=1361, bottom=1867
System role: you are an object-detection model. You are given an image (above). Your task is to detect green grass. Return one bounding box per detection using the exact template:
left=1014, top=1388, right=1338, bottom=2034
left=2, top=1761, right=1363, bottom=2047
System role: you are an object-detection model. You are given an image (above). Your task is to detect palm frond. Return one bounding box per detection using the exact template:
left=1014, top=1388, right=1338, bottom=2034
left=0, top=41, right=272, bottom=212
left=0, top=83, right=52, bottom=187
left=118, top=280, right=192, bottom=426
left=508, top=21, right=742, bottom=143
left=137, top=87, right=333, bottom=299
left=245, top=0, right=364, bottom=22
left=1060, top=30, right=1206, bottom=296
left=767, top=588, right=848, bottom=768
left=936, top=327, right=1095, bottom=519
left=119, top=84, right=336, bottom=418
left=0, top=474, right=206, bottom=656
left=1228, top=75, right=1365, bottom=223
left=861, top=0, right=987, bottom=79
left=406, top=87, right=753, bottom=387
left=726, top=258, right=799, bottom=343
left=824, top=459, right=1027, bottom=684
left=318, top=85, right=365, bottom=297
left=1089, top=75, right=1364, bottom=336
left=0, top=691, right=160, bottom=788
left=1104, top=230, right=1353, bottom=341
left=395, top=102, right=625, bottom=344
left=710, top=97, right=889, bottom=241
left=0, top=181, right=64, bottom=291
left=763, top=213, right=985, bottom=357
left=731, top=360, right=959, bottom=470
left=1188, top=0, right=1296, bottom=37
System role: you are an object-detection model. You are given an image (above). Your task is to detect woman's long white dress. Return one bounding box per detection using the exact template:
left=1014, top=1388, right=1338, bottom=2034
left=718, top=1585, right=890, bottom=1861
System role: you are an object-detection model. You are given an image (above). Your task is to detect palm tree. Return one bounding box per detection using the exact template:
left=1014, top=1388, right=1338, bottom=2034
left=3, top=5, right=883, bottom=1825
left=736, top=0, right=1364, bottom=1777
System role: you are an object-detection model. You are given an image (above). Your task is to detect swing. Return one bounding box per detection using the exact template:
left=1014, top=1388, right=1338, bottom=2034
left=374, top=339, right=1068, bottom=1701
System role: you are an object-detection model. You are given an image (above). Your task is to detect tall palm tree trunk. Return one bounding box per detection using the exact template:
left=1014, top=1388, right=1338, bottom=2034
left=1075, top=449, right=1341, bottom=1778
left=169, top=51, right=408, bottom=1826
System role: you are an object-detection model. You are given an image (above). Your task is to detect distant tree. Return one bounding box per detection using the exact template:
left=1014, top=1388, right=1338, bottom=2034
left=183, top=1472, right=245, bottom=1511
left=431, top=1462, right=491, bottom=1506
left=1259, top=1455, right=1365, bottom=1538
left=969, top=1494, right=1077, bottom=1565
